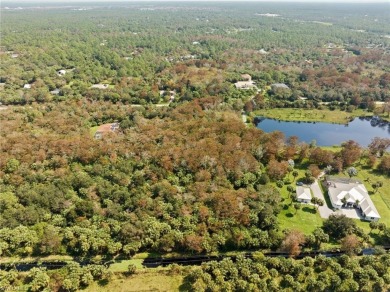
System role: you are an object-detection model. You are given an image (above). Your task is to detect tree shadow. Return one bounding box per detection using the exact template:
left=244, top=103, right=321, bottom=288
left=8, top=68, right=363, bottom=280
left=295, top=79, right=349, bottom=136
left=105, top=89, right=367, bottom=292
left=97, top=279, right=109, bottom=287
left=179, top=275, right=193, bottom=292
left=369, top=232, right=384, bottom=245
left=302, top=206, right=316, bottom=214
left=283, top=204, right=289, bottom=210
left=285, top=213, right=294, bottom=218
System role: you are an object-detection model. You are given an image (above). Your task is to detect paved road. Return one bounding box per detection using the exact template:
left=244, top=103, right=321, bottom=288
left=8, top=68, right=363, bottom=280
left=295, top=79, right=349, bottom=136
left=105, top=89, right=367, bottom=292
left=310, top=180, right=334, bottom=219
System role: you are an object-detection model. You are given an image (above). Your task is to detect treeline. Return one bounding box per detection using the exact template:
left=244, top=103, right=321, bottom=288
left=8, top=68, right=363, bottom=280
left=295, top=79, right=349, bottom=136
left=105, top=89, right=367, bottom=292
left=1, top=2, right=389, bottom=107
left=1, top=100, right=389, bottom=259
left=188, top=253, right=390, bottom=291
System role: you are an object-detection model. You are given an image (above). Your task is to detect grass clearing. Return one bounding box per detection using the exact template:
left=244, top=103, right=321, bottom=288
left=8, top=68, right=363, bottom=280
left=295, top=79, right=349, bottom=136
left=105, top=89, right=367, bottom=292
left=90, top=125, right=99, bottom=136
left=108, top=259, right=144, bottom=272
left=252, top=108, right=371, bottom=124
left=83, top=272, right=186, bottom=292
left=276, top=169, right=324, bottom=235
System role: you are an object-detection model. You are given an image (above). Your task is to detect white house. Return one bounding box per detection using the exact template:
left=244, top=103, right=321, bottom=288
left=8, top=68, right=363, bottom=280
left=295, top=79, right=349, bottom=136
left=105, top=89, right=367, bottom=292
left=296, top=186, right=312, bottom=203
left=326, top=176, right=380, bottom=222
left=91, top=84, right=109, bottom=89
left=57, top=69, right=67, bottom=76
left=234, top=81, right=256, bottom=90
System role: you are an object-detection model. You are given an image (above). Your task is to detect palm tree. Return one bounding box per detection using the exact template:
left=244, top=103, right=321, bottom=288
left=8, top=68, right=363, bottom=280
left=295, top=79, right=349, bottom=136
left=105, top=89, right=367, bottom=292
left=341, top=197, right=347, bottom=207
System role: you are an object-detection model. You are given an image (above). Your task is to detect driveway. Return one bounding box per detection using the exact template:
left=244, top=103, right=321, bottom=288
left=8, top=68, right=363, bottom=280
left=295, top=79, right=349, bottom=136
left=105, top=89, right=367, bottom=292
left=310, top=180, right=334, bottom=219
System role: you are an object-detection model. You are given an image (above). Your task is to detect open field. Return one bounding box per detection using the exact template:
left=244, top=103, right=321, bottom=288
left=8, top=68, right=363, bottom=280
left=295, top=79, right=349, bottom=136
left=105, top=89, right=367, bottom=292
left=84, top=272, right=186, bottom=292
left=251, top=108, right=376, bottom=124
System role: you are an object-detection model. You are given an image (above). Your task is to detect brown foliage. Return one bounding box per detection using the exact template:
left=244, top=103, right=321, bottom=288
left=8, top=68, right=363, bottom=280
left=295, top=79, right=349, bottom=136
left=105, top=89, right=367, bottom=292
left=280, top=229, right=305, bottom=257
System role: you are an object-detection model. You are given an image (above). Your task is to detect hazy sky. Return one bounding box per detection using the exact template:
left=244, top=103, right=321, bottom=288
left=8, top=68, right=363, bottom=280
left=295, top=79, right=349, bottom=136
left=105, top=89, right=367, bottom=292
left=5, top=0, right=390, bottom=3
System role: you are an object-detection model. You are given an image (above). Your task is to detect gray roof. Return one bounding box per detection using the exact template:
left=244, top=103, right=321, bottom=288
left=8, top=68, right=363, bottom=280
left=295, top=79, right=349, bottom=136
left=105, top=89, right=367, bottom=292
left=296, top=186, right=311, bottom=200
left=326, top=176, right=380, bottom=218
left=271, top=83, right=289, bottom=89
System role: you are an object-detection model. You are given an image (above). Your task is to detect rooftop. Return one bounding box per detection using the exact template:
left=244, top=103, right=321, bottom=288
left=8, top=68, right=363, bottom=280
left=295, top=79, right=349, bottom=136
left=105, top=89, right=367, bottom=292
left=326, top=176, right=380, bottom=219
left=296, top=186, right=312, bottom=200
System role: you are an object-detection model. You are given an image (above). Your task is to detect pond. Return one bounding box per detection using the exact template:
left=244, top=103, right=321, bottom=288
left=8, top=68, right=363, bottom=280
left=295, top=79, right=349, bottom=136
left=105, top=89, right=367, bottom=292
left=255, top=116, right=390, bottom=146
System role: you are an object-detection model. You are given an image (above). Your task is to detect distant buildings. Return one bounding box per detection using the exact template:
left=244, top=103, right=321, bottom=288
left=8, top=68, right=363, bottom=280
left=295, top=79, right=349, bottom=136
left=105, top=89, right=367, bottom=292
left=271, top=83, right=290, bottom=90
left=57, top=69, right=67, bottom=76
left=234, top=74, right=257, bottom=89
left=94, top=122, right=120, bottom=139
left=91, top=84, right=109, bottom=89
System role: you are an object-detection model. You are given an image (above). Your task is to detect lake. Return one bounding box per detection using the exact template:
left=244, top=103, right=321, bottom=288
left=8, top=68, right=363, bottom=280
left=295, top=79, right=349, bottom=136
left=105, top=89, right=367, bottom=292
left=255, top=116, right=390, bottom=146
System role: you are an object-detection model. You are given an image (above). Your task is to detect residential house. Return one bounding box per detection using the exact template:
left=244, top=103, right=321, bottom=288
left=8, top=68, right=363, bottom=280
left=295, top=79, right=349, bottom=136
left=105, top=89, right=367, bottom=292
left=94, top=122, right=120, bottom=139
left=296, top=186, right=312, bottom=203
left=240, top=74, right=252, bottom=82
left=23, top=84, right=31, bottom=89
left=271, top=83, right=290, bottom=90
left=91, top=84, right=109, bottom=89
left=57, top=69, right=67, bottom=76
left=325, top=176, right=380, bottom=221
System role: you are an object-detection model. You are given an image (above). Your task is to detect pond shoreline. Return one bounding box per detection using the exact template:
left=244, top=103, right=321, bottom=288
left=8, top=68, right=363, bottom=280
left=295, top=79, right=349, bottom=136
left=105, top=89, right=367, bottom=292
left=255, top=116, right=389, bottom=147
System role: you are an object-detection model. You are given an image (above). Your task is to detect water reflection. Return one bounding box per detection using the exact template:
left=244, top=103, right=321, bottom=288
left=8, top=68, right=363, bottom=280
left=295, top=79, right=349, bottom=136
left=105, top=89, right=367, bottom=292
left=256, top=116, right=390, bottom=146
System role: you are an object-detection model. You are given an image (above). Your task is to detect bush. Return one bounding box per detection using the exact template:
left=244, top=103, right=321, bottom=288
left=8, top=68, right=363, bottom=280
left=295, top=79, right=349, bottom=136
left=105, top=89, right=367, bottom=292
left=127, top=264, right=136, bottom=275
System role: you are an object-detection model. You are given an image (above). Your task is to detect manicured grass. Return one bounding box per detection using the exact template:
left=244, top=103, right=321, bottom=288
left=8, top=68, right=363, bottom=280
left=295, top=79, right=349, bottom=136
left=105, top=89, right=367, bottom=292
left=278, top=201, right=324, bottom=235
left=252, top=108, right=371, bottom=124
left=90, top=126, right=99, bottom=136
left=108, top=259, right=144, bottom=272
left=84, top=272, right=185, bottom=292
left=276, top=170, right=324, bottom=235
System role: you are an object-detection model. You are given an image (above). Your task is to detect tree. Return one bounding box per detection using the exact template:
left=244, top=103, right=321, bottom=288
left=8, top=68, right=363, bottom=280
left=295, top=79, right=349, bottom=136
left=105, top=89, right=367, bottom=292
left=308, top=164, right=321, bottom=178
left=292, top=170, right=299, bottom=182
left=372, top=181, right=383, bottom=194
left=347, top=167, right=358, bottom=180
left=378, top=156, right=390, bottom=175
left=378, top=223, right=387, bottom=233
left=276, top=180, right=284, bottom=188
left=29, top=268, right=50, bottom=292
left=340, top=234, right=362, bottom=256
left=368, top=137, right=390, bottom=157
left=267, top=159, right=289, bottom=181
left=341, top=197, right=347, bottom=207
left=287, top=186, right=294, bottom=203
left=339, top=140, right=362, bottom=167
left=369, top=221, right=379, bottom=234
left=311, top=197, right=324, bottom=211
left=127, top=264, right=136, bottom=275
left=313, top=228, right=329, bottom=249
left=323, top=214, right=356, bottom=240
left=280, top=229, right=305, bottom=257
left=293, top=203, right=301, bottom=214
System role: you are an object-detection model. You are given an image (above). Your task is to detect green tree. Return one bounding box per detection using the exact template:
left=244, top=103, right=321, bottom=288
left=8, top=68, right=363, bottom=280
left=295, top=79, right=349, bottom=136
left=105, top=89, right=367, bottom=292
left=293, top=203, right=301, bottom=214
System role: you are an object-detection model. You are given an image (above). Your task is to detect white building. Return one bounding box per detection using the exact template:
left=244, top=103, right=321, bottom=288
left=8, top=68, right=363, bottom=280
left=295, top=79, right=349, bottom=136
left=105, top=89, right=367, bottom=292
left=326, top=176, right=380, bottom=222
left=296, top=186, right=312, bottom=203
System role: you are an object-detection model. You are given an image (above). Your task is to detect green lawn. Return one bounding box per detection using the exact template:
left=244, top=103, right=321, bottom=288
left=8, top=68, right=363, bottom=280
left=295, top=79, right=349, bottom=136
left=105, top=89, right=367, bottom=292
left=90, top=126, right=99, bottom=136
left=276, top=169, right=324, bottom=235
left=108, top=259, right=144, bottom=272
left=251, top=108, right=373, bottom=124
left=84, top=272, right=186, bottom=292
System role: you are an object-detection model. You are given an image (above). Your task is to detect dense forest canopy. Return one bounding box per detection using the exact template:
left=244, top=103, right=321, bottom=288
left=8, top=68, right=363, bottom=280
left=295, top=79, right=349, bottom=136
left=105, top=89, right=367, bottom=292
left=0, top=2, right=390, bottom=291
